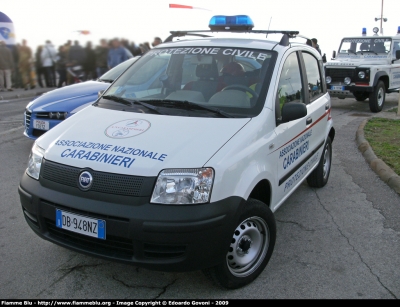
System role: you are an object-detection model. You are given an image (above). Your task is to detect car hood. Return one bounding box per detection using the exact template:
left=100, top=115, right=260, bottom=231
left=26, top=81, right=109, bottom=112
left=37, top=106, right=251, bottom=177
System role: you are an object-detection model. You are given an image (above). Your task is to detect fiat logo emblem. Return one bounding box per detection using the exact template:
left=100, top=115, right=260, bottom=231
left=78, top=171, right=93, bottom=191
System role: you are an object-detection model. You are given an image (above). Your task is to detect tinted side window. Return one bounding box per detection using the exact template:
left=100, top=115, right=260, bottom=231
left=302, top=52, right=323, bottom=102
left=277, top=52, right=303, bottom=117
left=393, top=41, right=400, bottom=59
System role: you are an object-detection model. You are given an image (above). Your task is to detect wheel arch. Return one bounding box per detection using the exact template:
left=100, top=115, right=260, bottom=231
left=373, top=72, right=389, bottom=89
left=248, top=179, right=272, bottom=208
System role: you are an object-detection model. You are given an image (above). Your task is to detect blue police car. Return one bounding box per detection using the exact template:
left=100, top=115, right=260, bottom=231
left=24, top=57, right=140, bottom=140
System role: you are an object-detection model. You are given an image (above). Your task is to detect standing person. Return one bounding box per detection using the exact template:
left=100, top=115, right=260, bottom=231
left=64, top=40, right=73, bottom=85
left=0, top=40, right=14, bottom=91
left=83, top=41, right=96, bottom=80
left=56, top=45, right=67, bottom=88
left=18, top=39, right=35, bottom=90
left=67, top=40, right=86, bottom=67
left=95, top=39, right=109, bottom=78
left=41, top=40, right=57, bottom=87
left=311, top=38, right=322, bottom=55
left=35, top=46, right=45, bottom=88
left=121, top=39, right=133, bottom=59
left=67, top=40, right=86, bottom=82
left=130, top=41, right=141, bottom=56
left=151, top=37, right=162, bottom=47
left=138, top=43, right=149, bottom=55
left=10, top=44, right=22, bottom=89
left=107, top=38, right=128, bottom=69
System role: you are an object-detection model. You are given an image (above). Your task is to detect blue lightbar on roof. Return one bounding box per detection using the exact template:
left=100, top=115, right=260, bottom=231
left=209, top=15, right=254, bottom=31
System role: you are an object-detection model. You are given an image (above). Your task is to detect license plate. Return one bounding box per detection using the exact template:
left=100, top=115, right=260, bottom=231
left=331, top=85, right=345, bottom=91
left=56, top=209, right=106, bottom=239
left=33, top=119, right=49, bottom=130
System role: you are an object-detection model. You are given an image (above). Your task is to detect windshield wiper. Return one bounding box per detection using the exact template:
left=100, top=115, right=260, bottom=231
left=102, top=95, right=133, bottom=106
left=102, top=95, right=163, bottom=114
left=145, top=99, right=235, bottom=118
left=347, top=50, right=357, bottom=55
left=98, top=78, right=114, bottom=83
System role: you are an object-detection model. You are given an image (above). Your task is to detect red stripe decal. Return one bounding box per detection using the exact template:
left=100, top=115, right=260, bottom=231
left=272, top=109, right=330, bottom=153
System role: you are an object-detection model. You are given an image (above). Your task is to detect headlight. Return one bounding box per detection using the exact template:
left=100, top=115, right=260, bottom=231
left=358, top=71, right=365, bottom=79
left=344, top=77, right=351, bottom=85
left=151, top=168, right=214, bottom=204
left=326, top=76, right=332, bottom=84
left=26, top=143, right=45, bottom=180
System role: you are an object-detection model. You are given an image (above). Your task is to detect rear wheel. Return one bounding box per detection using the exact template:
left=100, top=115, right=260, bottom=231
left=202, top=199, right=276, bottom=289
left=353, top=91, right=368, bottom=101
left=307, top=137, right=332, bottom=188
left=369, top=81, right=385, bottom=112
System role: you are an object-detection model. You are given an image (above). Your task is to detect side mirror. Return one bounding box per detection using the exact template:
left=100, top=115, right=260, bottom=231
left=332, top=50, right=336, bottom=59
left=281, top=103, right=307, bottom=123
left=98, top=90, right=105, bottom=98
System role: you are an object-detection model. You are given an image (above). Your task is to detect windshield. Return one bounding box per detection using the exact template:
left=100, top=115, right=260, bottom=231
left=338, top=37, right=391, bottom=55
left=97, top=46, right=277, bottom=118
left=98, top=56, right=140, bottom=82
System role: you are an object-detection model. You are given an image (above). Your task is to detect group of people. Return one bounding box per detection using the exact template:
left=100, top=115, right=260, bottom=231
left=0, top=36, right=163, bottom=92
left=1, top=36, right=324, bottom=92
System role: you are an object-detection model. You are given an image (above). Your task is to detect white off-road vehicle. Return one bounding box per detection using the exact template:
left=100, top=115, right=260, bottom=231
left=325, top=27, right=400, bottom=112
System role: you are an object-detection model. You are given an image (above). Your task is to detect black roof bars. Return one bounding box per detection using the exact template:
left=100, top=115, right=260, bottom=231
left=163, top=30, right=300, bottom=46
left=164, top=32, right=213, bottom=43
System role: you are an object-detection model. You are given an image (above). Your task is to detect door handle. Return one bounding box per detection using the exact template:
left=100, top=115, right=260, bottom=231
left=306, top=117, right=312, bottom=125
left=325, top=103, right=330, bottom=110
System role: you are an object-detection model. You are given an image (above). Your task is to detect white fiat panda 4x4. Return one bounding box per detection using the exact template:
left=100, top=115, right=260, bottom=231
left=19, top=15, right=335, bottom=289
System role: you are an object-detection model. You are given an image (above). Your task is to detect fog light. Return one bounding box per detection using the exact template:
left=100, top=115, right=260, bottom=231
left=358, top=71, right=365, bottom=79
left=326, top=76, right=332, bottom=84
left=344, top=77, right=351, bottom=85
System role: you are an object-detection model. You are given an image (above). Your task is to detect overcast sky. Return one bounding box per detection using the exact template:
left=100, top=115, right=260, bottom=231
left=1, top=0, right=400, bottom=56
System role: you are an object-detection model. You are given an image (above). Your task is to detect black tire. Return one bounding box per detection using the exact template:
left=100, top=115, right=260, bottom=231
left=202, top=198, right=276, bottom=289
left=369, top=81, right=385, bottom=112
left=353, top=91, right=368, bottom=102
left=307, top=137, right=332, bottom=188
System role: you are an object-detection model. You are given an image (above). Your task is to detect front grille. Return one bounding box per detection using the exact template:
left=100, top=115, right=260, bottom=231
left=41, top=159, right=145, bottom=196
left=45, top=218, right=134, bottom=259
left=326, top=68, right=356, bottom=82
left=36, top=112, right=50, bottom=118
left=143, top=243, right=186, bottom=259
left=24, top=111, right=31, bottom=131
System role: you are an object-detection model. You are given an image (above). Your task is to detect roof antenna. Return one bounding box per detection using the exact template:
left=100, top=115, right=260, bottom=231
left=266, top=17, right=272, bottom=38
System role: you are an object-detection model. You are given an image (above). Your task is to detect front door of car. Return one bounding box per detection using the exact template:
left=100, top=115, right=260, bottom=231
left=270, top=50, right=328, bottom=211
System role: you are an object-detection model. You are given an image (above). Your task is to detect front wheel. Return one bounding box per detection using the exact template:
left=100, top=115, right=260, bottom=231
left=307, top=137, right=332, bottom=188
left=369, top=81, right=385, bottom=112
left=202, top=199, right=276, bottom=289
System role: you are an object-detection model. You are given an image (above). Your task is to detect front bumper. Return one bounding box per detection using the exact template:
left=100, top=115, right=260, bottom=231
left=18, top=171, right=244, bottom=272
left=328, top=85, right=373, bottom=98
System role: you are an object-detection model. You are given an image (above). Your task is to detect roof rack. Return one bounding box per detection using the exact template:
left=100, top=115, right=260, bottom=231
left=163, top=30, right=301, bottom=47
